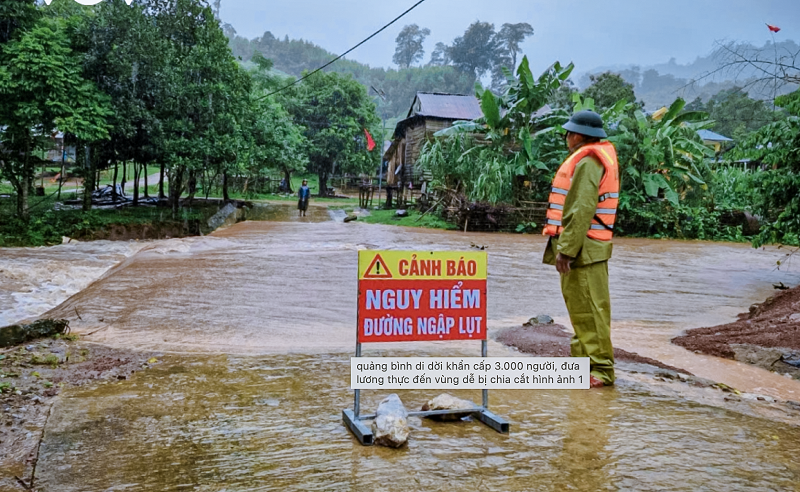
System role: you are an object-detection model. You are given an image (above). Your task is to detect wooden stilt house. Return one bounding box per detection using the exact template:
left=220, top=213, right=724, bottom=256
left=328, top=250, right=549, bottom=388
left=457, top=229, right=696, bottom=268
left=383, top=92, right=483, bottom=205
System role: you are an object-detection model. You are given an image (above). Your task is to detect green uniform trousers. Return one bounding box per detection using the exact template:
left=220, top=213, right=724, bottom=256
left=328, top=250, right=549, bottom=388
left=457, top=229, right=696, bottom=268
left=560, top=260, right=615, bottom=385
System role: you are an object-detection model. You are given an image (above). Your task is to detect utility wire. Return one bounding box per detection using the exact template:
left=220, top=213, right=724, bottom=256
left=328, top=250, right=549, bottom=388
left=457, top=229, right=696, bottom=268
left=258, top=0, right=427, bottom=100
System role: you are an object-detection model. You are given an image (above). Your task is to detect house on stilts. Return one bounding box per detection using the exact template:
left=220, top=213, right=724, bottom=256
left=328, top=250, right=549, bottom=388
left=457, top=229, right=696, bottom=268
left=382, top=92, right=483, bottom=205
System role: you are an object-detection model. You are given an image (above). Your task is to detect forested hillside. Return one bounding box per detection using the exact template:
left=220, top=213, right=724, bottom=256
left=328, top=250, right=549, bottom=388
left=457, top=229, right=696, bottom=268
left=226, top=28, right=473, bottom=120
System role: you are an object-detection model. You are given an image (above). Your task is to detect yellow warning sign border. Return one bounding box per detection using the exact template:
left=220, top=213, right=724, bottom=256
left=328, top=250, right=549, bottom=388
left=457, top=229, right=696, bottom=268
left=358, top=250, right=487, bottom=280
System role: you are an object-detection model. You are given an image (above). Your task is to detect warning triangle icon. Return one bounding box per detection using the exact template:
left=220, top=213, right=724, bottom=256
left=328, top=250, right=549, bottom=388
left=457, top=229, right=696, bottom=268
left=363, top=254, right=393, bottom=279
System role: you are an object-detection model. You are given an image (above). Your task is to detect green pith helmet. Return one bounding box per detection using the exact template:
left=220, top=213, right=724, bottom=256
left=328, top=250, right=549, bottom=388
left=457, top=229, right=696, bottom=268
left=562, top=110, right=607, bottom=138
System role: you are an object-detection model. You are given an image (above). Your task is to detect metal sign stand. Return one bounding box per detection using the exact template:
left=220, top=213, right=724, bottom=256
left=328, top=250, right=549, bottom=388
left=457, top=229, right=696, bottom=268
left=343, top=339, right=510, bottom=446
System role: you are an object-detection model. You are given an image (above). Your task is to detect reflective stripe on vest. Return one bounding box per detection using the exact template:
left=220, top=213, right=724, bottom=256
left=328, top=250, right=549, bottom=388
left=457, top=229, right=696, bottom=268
left=542, top=141, right=620, bottom=241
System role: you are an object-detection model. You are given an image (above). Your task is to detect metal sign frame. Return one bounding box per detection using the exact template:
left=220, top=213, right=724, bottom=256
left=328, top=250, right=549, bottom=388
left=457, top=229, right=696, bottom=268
left=343, top=251, right=509, bottom=446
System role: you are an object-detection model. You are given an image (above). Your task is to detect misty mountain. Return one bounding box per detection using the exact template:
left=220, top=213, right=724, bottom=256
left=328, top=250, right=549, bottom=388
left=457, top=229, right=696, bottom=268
left=577, top=39, right=799, bottom=109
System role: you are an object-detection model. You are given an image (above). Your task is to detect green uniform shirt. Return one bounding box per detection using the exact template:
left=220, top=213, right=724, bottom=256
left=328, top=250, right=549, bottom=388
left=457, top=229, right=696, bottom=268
left=542, top=155, right=614, bottom=268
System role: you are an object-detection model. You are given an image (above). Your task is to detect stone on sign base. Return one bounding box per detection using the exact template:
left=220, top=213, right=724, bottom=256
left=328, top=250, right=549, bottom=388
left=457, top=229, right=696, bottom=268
left=421, top=394, right=475, bottom=421
left=371, top=394, right=409, bottom=447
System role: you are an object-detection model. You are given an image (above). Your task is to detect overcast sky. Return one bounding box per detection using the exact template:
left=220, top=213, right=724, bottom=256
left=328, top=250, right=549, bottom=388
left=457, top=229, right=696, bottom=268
left=219, top=0, right=800, bottom=76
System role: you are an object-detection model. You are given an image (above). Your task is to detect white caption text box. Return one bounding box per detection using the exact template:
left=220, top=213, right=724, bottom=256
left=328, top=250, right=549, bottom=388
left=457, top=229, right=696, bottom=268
left=351, top=357, right=589, bottom=389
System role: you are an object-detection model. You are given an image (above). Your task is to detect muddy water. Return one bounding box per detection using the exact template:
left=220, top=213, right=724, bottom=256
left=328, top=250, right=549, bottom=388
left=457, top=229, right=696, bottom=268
left=0, top=240, right=144, bottom=326
left=30, top=202, right=800, bottom=489
left=46, top=204, right=800, bottom=394
left=37, top=354, right=800, bottom=491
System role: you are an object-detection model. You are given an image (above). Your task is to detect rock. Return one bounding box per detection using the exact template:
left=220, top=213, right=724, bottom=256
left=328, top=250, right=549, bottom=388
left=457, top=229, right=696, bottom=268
left=207, top=203, right=241, bottom=230
left=789, top=313, right=800, bottom=322
left=730, top=344, right=783, bottom=370
left=0, top=319, right=70, bottom=347
left=343, top=214, right=358, bottom=223
left=371, top=394, right=409, bottom=448
left=742, top=211, right=761, bottom=235
left=62, top=236, right=71, bottom=244
left=395, top=209, right=408, bottom=217
left=421, top=393, right=476, bottom=421
left=654, top=369, right=679, bottom=380
left=782, top=351, right=800, bottom=368
left=523, top=315, right=554, bottom=326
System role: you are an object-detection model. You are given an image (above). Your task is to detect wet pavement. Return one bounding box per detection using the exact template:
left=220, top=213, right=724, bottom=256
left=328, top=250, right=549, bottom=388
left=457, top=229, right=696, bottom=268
left=15, top=202, right=800, bottom=489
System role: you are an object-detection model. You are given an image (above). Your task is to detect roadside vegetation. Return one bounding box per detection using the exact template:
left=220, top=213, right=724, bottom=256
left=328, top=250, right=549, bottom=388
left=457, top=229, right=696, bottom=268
left=1, top=0, right=799, bottom=249
left=0, top=0, right=379, bottom=246
left=415, top=54, right=800, bottom=246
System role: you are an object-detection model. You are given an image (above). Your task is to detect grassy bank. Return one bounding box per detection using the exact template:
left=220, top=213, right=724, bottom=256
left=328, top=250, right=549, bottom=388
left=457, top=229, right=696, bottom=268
left=359, top=209, right=458, bottom=230
left=0, top=196, right=210, bottom=247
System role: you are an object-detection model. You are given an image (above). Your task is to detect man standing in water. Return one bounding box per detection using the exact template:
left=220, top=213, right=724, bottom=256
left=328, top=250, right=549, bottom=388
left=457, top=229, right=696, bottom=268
left=542, top=110, right=620, bottom=388
left=298, top=179, right=310, bottom=217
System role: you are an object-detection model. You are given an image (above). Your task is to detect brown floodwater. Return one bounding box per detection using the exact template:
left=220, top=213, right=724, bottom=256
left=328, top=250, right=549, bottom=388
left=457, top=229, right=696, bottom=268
left=37, top=354, right=800, bottom=491
left=28, top=202, right=800, bottom=490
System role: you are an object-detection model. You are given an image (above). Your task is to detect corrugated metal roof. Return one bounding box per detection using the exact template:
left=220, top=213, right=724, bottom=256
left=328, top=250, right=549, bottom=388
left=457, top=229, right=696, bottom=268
left=697, top=129, right=733, bottom=142
left=409, top=92, right=483, bottom=120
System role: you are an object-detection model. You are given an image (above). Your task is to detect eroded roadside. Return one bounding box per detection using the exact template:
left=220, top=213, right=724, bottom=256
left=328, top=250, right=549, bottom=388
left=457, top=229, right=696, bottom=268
left=0, top=335, right=158, bottom=490
left=673, top=283, right=800, bottom=380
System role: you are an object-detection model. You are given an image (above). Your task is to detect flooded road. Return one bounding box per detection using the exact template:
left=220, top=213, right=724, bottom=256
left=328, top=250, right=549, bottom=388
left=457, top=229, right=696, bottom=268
left=46, top=204, right=800, bottom=397
left=23, top=203, right=800, bottom=489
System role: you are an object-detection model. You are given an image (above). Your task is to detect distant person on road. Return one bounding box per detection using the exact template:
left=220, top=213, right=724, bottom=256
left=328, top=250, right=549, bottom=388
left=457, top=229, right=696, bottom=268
left=542, top=110, right=620, bottom=388
left=298, top=179, right=310, bottom=217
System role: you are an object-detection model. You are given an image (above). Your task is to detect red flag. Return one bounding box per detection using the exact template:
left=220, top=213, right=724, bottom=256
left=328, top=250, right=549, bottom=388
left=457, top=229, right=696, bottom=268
left=364, top=129, right=376, bottom=151
left=767, top=24, right=781, bottom=33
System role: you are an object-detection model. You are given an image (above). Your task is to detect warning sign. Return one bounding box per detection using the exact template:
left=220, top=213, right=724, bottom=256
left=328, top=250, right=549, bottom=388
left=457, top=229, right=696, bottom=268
left=357, top=251, right=487, bottom=343
left=363, top=254, right=393, bottom=279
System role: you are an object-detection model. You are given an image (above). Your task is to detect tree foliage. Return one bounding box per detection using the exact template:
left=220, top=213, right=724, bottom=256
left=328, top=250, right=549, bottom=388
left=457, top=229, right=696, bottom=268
left=731, top=89, right=800, bottom=246
left=582, top=72, right=642, bottom=112
left=446, top=21, right=499, bottom=81
left=1, top=0, right=374, bottom=232
left=284, top=70, right=379, bottom=195
left=495, top=22, right=533, bottom=71
left=392, top=24, right=430, bottom=69
left=0, top=13, right=111, bottom=218
left=687, top=87, right=778, bottom=140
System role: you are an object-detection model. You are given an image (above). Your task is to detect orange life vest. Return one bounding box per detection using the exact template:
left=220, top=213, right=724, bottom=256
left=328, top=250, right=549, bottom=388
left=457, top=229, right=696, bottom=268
left=542, top=141, right=620, bottom=241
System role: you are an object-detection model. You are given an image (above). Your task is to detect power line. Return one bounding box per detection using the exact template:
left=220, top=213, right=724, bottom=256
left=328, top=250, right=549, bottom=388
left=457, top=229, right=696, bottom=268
left=258, top=0, right=427, bottom=100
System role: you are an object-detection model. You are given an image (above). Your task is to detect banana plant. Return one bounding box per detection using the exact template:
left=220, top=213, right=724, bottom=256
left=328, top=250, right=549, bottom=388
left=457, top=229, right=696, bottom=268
left=427, top=56, right=575, bottom=203
left=610, top=98, right=714, bottom=206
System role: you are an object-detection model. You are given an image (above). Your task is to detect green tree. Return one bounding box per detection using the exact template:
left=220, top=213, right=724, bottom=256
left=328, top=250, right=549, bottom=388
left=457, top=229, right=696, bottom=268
left=75, top=0, right=165, bottom=206
left=427, top=41, right=449, bottom=66
left=447, top=21, right=498, bottom=81
left=704, top=87, right=777, bottom=139
left=285, top=71, right=379, bottom=195
left=732, top=89, right=800, bottom=246
left=582, top=72, right=641, bottom=112
left=0, top=0, right=39, bottom=45
left=246, top=61, right=307, bottom=194
left=392, top=24, right=430, bottom=69
left=495, top=22, right=533, bottom=70
left=146, top=0, right=244, bottom=213
left=0, top=15, right=111, bottom=218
